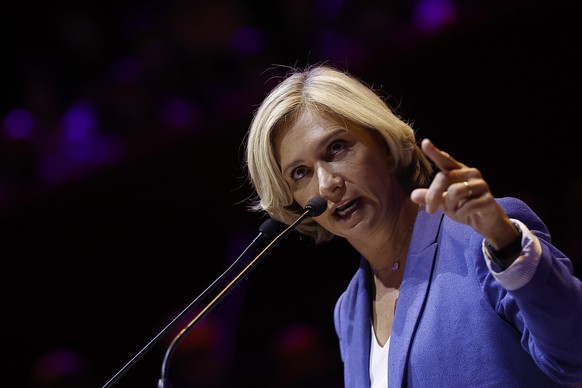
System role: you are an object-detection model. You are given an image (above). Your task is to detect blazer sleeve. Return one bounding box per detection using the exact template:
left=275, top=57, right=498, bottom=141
left=488, top=197, right=582, bottom=384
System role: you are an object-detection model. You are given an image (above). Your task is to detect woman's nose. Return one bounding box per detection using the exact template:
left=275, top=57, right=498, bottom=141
left=316, top=164, right=343, bottom=201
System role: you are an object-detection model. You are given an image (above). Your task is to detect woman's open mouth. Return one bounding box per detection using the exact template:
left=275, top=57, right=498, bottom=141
left=335, top=198, right=359, bottom=218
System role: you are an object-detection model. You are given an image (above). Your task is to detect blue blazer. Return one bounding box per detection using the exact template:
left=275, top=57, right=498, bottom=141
left=334, top=197, right=582, bottom=387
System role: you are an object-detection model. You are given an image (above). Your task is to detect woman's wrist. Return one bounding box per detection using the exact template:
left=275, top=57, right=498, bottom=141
left=485, top=222, right=523, bottom=269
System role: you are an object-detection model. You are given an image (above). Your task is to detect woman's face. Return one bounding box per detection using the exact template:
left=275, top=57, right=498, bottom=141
left=274, top=110, right=400, bottom=240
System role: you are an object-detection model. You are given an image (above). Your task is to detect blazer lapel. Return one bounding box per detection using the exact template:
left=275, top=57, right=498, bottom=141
left=389, top=207, right=443, bottom=386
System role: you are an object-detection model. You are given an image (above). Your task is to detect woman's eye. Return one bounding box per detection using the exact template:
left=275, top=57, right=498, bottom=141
left=292, top=166, right=308, bottom=180
left=330, top=140, right=346, bottom=155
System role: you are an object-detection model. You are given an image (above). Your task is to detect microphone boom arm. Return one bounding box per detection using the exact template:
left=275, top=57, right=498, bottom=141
left=101, top=219, right=281, bottom=388
left=157, top=204, right=323, bottom=387
left=100, top=196, right=326, bottom=388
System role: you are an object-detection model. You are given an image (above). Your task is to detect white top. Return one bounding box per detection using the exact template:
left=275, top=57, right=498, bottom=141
left=370, top=325, right=389, bottom=387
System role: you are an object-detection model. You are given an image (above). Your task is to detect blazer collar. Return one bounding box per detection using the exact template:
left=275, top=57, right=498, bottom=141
left=389, top=206, right=444, bottom=385
left=342, top=207, right=444, bottom=387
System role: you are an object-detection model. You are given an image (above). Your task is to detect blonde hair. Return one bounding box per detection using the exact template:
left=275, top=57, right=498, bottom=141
left=244, top=64, right=433, bottom=243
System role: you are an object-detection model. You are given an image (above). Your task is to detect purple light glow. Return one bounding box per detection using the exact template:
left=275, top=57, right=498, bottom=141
left=40, top=100, right=125, bottom=185
left=31, top=348, right=89, bottom=386
left=3, top=108, right=34, bottom=140
left=413, top=0, right=457, bottom=34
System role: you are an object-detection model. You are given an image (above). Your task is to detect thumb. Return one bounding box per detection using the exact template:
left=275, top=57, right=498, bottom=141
left=410, top=188, right=427, bottom=206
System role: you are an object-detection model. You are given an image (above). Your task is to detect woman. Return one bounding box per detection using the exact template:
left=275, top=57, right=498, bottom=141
left=243, top=64, right=582, bottom=387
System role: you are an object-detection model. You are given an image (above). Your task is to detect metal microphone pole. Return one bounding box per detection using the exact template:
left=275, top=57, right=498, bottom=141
left=157, top=197, right=326, bottom=388
left=101, top=218, right=284, bottom=388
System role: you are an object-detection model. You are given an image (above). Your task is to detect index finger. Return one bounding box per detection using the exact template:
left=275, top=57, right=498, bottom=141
left=420, top=138, right=464, bottom=173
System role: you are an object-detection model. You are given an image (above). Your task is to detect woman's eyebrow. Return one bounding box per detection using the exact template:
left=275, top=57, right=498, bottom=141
left=280, top=128, right=346, bottom=175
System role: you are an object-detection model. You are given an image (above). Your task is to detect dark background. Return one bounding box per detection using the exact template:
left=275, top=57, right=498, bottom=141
left=1, top=1, right=580, bottom=387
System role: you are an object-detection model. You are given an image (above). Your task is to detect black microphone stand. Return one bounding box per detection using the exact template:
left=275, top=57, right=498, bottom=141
left=157, top=198, right=326, bottom=388
left=101, top=218, right=283, bottom=388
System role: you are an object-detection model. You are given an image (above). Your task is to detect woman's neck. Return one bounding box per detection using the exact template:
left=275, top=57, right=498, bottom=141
left=353, top=199, right=419, bottom=285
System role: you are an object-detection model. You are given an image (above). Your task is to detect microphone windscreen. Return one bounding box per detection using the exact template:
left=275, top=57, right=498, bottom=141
left=304, top=196, right=327, bottom=217
left=258, top=218, right=285, bottom=238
